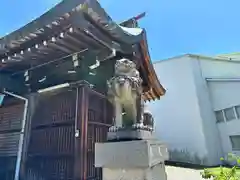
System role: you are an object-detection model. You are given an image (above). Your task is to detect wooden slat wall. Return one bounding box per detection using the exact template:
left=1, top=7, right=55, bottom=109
left=24, top=85, right=113, bottom=180
left=0, top=102, right=24, bottom=180
left=26, top=90, right=76, bottom=180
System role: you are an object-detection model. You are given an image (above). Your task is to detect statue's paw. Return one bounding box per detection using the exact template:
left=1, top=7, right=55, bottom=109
left=143, top=125, right=149, bottom=130
left=145, top=126, right=154, bottom=132
left=132, top=123, right=145, bottom=130
left=148, top=127, right=154, bottom=131
left=132, top=124, right=154, bottom=131
left=109, top=126, right=122, bottom=132
left=109, top=126, right=117, bottom=132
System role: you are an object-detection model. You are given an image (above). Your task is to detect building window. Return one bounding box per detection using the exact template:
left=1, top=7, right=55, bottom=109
left=235, top=105, right=240, bottom=119
left=230, top=135, right=240, bottom=151
left=215, top=110, right=224, bottom=123
left=224, top=107, right=236, bottom=121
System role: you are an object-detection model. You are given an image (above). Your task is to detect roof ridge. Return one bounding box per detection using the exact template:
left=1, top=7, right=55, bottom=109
left=153, top=53, right=240, bottom=64
left=216, top=52, right=240, bottom=57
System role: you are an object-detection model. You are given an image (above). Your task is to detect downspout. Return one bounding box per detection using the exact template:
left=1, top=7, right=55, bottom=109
left=3, top=90, right=28, bottom=180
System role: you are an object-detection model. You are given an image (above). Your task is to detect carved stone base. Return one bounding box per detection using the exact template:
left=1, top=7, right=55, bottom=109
left=95, top=140, right=169, bottom=180
left=107, top=129, right=154, bottom=141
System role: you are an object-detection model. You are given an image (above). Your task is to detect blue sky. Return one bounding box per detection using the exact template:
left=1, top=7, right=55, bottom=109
left=0, top=0, right=239, bottom=61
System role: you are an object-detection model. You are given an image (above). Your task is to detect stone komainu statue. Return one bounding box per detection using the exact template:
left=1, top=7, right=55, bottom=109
left=107, top=58, right=153, bottom=131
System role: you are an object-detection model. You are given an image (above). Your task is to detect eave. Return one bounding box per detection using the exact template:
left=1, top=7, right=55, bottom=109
left=0, top=0, right=166, bottom=101
left=139, top=30, right=166, bottom=101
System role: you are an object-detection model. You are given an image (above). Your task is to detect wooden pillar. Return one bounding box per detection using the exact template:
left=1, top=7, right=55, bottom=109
left=20, top=93, right=40, bottom=179
left=74, top=85, right=89, bottom=180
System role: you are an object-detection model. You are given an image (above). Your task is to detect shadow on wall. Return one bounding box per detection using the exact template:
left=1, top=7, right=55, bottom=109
left=169, top=149, right=208, bottom=165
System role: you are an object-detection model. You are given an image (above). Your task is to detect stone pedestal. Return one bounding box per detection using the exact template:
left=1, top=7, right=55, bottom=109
left=95, top=139, right=169, bottom=180
left=107, top=129, right=155, bottom=141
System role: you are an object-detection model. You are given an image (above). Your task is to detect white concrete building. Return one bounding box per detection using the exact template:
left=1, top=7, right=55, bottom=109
left=149, top=54, right=240, bottom=166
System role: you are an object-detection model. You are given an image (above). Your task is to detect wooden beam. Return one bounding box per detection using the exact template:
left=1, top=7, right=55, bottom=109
left=66, top=33, right=89, bottom=48
left=11, top=49, right=88, bottom=76
left=57, top=38, right=79, bottom=52
left=48, top=41, right=72, bottom=53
